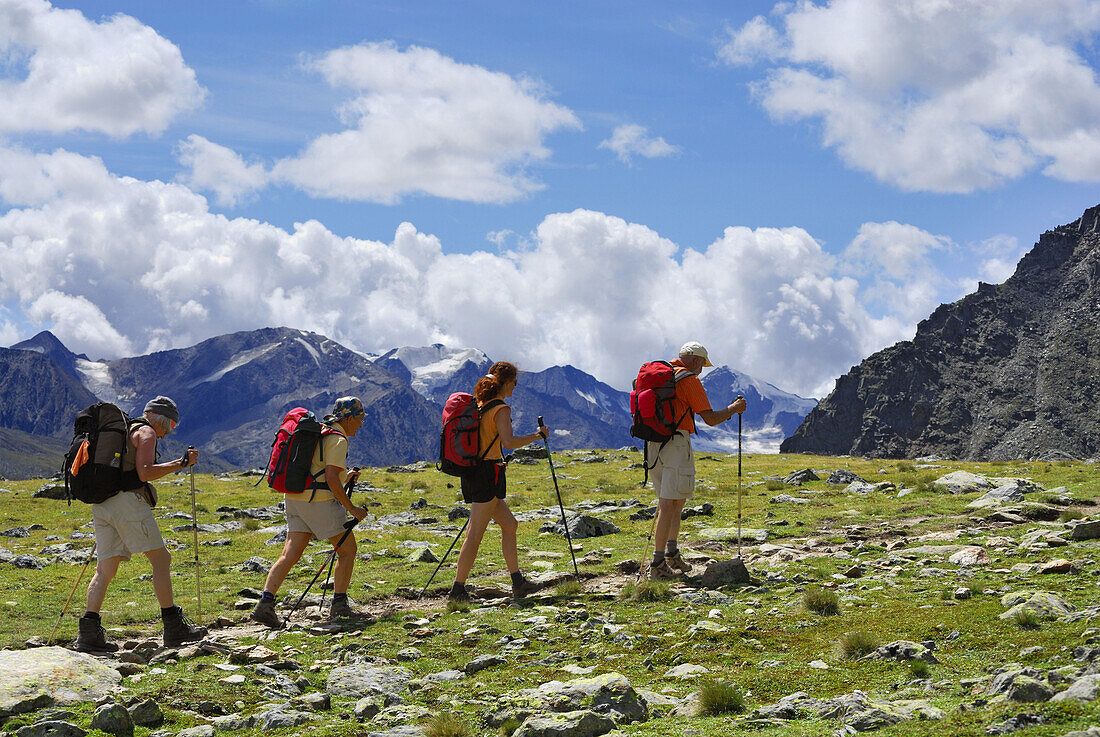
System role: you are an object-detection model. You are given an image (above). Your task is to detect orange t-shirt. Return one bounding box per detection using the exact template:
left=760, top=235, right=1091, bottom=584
left=668, top=359, right=712, bottom=433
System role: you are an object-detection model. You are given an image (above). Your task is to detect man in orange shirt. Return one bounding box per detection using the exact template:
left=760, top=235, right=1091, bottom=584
left=649, top=341, right=746, bottom=579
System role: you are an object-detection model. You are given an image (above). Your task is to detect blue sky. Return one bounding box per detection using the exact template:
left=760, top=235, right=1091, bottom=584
left=2, top=0, right=1100, bottom=397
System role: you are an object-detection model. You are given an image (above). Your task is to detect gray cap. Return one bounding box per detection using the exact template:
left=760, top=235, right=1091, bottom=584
left=143, top=396, right=179, bottom=424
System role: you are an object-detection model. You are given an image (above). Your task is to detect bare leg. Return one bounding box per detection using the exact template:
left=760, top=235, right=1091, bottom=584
left=262, top=532, right=313, bottom=595
left=492, top=501, right=520, bottom=574
left=143, top=547, right=175, bottom=608
left=453, top=499, right=500, bottom=583
left=328, top=532, right=357, bottom=594
left=654, top=498, right=688, bottom=555
left=85, top=555, right=122, bottom=613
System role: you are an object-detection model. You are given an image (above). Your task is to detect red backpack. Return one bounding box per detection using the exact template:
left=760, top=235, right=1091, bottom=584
left=438, top=394, right=504, bottom=477
left=629, top=361, right=693, bottom=482
left=264, top=408, right=342, bottom=494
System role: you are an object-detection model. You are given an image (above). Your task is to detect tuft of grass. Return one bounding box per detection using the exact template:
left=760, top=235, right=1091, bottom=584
left=409, top=480, right=428, bottom=492
left=498, top=718, right=522, bottom=737
left=424, top=713, right=474, bottom=737
left=698, top=680, right=747, bottom=715
left=1061, top=509, right=1085, bottom=522
left=765, top=478, right=790, bottom=491
left=1012, top=608, right=1042, bottom=630
left=445, top=599, right=469, bottom=614
left=839, top=630, right=880, bottom=659
left=909, top=659, right=931, bottom=679
left=803, top=587, right=841, bottom=616
left=555, top=579, right=583, bottom=597
left=243, top=518, right=261, bottom=532
left=896, top=461, right=915, bottom=473
left=619, top=579, right=673, bottom=602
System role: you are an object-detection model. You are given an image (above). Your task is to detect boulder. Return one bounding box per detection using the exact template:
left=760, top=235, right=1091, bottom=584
left=699, top=559, right=752, bottom=588
left=998, top=591, right=1076, bottom=620
left=865, top=641, right=938, bottom=664
left=128, top=699, right=164, bottom=727
left=933, top=471, right=993, bottom=494
left=464, top=654, right=506, bottom=675
left=540, top=516, right=620, bottom=539
left=1005, top=675, right=1053, bottom=702
left=1069, top=519, right=1100, bottom=541
left=406, top=547, right=438, bottom=564
left=0, top=647, right=121, bottom=717
left=511, top=672, right=648, bottom=724
left=236, top=556, right=272, bottom=574
left=1051, top=674, right=1100, bottom=702
left=968, top=484, right=1026, bottom=508
left=827, top=469, right=865, bottom=484
left=845, top=482, right=877, bottom=494
left=90, top=703, right=133, bottom=737
left=326, top=665, right=413, bottom=699
left=176, top=727, right=215, bottom=737
left=365, top=728, right=424, bottom=737
left=257, top=708, right=317, bottom=729
left=698, top=527, right=767, bottom=543
left=948, top=546, right=991, bottom=567
left=1039, top=558, right=1074, bottom=574
left=513, top=710, right=616, bottom=737
left=664, top=664, right=708, bottom=679
left=770, top=494, right=810, bottom=504
left=15, top=723, right=87, bottom=737
left=1, top=527, right=30, bottom=538
left=32, top=484, right=68, bottom=500
left=783, top=469, right=819, bottom=485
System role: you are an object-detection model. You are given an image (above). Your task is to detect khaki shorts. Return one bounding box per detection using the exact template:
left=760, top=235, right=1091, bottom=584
left=647, top=432, right=695, bottom=500
left=92, top=490, right=166, bottom=561
left=286, top=497, right=349, bottom=541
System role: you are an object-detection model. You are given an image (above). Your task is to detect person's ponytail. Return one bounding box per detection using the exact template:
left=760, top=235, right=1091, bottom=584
left=474, top=361, right=518, bottom=404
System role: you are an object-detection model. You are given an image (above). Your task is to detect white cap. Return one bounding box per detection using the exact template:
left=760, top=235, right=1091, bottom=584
left=679, top=341, right=712, bottom=367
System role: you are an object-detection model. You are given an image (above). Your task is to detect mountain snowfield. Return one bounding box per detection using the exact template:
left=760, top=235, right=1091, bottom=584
left=1, top=328, right=817, bottom=476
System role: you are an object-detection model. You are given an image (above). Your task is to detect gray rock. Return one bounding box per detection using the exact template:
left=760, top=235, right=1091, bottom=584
left=236, top=556, right=272, bottom=574
left=699, top=559, right=752, bottom=588
left=395, top=647, right=422, bottom=662
left=0, top=647, right=121, bottom=717
left=90, top=703, right=133, bottom=737
left=127, top=699, right=164, bottom=727
left=326, top=665, right=413, bottom=699
left=365, top=727, right=424, bottom=737
left=985, top=713, right=1044, bottom=735
left=1051, top=674, right=1100, bottom=702
left=770, top=494, right=810, bottom=504
left=680, top=502, right=713, bottom=519
left=465, top=654, right=507, bottom=675
left=372, top=704, right=430, bottom=727
left=999, top=591, right=1076, bottom=620
left=297, top=692, right=330, bottom=711
left=0, top=548, right=13, bottom=564
left=540, top=515, right=620, bottom=539
left=1069, top=519, right=1100, bottom=541
left=866, top=641, right=938, bottom=664
left=264, top=528, right=288, bottom=546
left=172, top=521, right=243, bottom=534
left=10, top=554, right=47, bottom=569
left=513, top=709, right=617, bottom=737
left=406, top=547, right=438, bottom=564
left=968, top=484, right=1026, bottom=508
left=257, top=708, right=317, bottom=729
left=447, top=506, right=470, bottom=521
left=1, top=527, right=30, bottom=538
left=32, top=484, right=68, bottom=500
left=15, top=722, right=87, bottom=737
left=511, top=672, right=648, bottom=724
left=933, top=471, right=994, bottom=494
left=1005, top=675, right=1053, bottom=702
left=783, top=469, right=819, bottom=485
left=1060, top=728, right=1100, bottom=737
left=176, top=727, right=214, bottom=737
left=827, top=469, right=865, bottom=484
left=845, top=481, right=878, bottom=494
left=353, top=696, right=385, bottom=720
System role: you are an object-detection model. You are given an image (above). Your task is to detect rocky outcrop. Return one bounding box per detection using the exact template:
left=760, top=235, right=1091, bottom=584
left=782, top=204, right=1100, bottom=460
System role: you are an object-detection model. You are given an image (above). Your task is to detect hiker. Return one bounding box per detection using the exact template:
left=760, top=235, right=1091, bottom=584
left=77, top=396, right=206, bottom=652
left=251, top=397, right=368, bottom=628
left=448, top=362, right=547, bottom=602
left=648, top=342, right=746, bottom=579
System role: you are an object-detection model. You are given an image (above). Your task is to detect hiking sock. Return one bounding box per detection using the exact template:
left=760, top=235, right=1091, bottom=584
left=652, top=550, right=666, bottom=566
left=332, top=593, right=348, bottom=602
left=260, top=591, right=275, bottom=602
left=666, top=540, right=679, bottom=556
left=161, top=607, right=175, bottom=619
left=510, top=571, right=525, bottom=586
left=83, top=611, right=100, bottom=621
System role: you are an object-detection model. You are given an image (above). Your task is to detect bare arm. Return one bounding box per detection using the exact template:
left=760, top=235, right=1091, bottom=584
left=697, top=396, right=747, bottom=427
left=495, top=405, right=547, bottom=449
left=326, top=466, right=366, bottom=520
left=133, top=426, right=190, bottom=482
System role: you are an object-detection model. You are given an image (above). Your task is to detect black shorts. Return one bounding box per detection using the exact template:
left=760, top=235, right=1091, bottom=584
left=460, top=461, right=506, bottom=504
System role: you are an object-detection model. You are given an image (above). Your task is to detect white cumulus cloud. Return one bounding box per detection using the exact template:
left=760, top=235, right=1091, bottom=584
left=720, top=0, right=1100, bottom=192
left=270, top=41, right=581, bottom=204
left=599, top=123, right=679, bottom=164
left=0, top=147, right=991, bottom=397
left=0, top=0, right=204, bottom=136
left=176, top=135, right=267, bottom=207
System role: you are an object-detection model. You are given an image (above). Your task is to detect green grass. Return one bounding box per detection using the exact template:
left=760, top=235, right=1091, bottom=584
left=698, top=680, right=747, bottom=715
left=619, top=579, right=673, bottom=602
left=498, top=718, right=521, bottom=736
left=424, top=712, right=474, bottom=737
left=555, top=579, right=583, bottom=597
left=909, top=660, right=931, bottom=679
left=839, top=631, right=880, bottom=659
left=1012, top=608, right=1042, bottom=630
left=803, top=587, right=841, bottom=616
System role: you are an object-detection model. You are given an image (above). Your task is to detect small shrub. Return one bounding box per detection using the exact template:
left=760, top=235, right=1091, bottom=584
left=446, top=599, right=469, bottom=614
left=619, top=579, right=672, bottom=602
left=409, top=480, right=428, bottom=492
left=839, top=631, right=880, bottom=659
left=424, top=713, right=474, bottom=737
left=698, top=680, right=747, bottom=715
left=1061, top=509, right=1085, bottom=522
left=498, top=718, right=522, bottom=737
left=1012, top=608, right=1042, bottom=630
left=896, top=461, right=915, bottom=473
left=243, top=518, right=261, bottom=532
left=803, top=587, right=841, bottom=616
left=555, top=579, right=583, bottom=597
left=765, top=478, right=789, bottom=491
left=909, top=659, right=931, bottom=679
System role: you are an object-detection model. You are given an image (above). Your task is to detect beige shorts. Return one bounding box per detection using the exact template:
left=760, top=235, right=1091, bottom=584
left=647, top=432, right=695, bottom=500
left=92, top=490, right=166, bottom=561
left=286, top=497, right=349, bottom=541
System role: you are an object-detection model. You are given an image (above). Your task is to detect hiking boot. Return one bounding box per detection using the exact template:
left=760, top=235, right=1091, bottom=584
left=511, top=577, right=540, bottom=599
left=162, top=606, right=207, bottom=648
left=666, top=551, right=693, bottom=574
left=648, top=560, right=682, bottom=580
left=75, top=615, right=119, bottom=653
left=250, top=598, right=282, bottom=629
left=448, top=583, right=471, bottom=603
left=329, top=597, right=354, bottom=619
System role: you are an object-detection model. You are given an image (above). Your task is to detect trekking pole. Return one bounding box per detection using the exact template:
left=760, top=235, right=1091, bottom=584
left=736, top=401, right=743, bottom=559
left=188, top=447, right=202, bottom=624
left=284, top=471, right=359, bottom=626
left=48, top=542, right=96, bottom=645
left=539, top=416, right=579, bottom=579
left=418, top=516, right=470, bottom=599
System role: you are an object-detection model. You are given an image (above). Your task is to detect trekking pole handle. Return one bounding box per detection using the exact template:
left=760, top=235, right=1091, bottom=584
left=537, top=416, right=544, bottom=427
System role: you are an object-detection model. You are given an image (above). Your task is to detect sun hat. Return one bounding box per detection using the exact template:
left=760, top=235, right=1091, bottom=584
left=679, top=341, right=713, bottom=367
